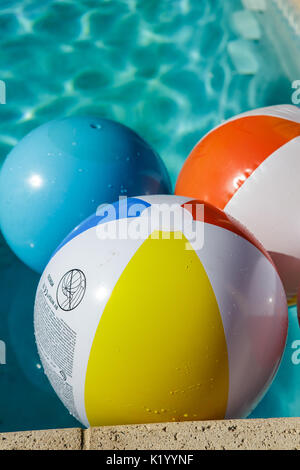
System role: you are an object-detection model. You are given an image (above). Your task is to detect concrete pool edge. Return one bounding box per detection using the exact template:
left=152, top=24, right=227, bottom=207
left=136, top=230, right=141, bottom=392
left=0, top=418, right=299, bottom=450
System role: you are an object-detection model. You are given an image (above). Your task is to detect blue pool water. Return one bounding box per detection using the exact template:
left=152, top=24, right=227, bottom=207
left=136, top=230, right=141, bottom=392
left=0, top=0, right=299, bottom=432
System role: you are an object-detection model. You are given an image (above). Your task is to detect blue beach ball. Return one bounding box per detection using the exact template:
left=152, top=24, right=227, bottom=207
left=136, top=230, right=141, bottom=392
left=0, top=116, right=171, bottom=272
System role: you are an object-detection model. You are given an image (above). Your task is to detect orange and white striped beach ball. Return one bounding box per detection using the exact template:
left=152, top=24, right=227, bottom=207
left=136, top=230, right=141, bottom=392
left=176, top=105, right=300, bottom=305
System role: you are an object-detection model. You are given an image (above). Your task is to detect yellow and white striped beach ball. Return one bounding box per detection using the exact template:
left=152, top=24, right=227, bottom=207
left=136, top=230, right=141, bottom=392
left=34, top=195, right=288, bottom=427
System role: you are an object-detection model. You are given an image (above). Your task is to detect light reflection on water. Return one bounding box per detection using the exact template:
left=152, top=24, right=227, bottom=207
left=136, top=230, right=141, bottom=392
left=0, top=0, right=299, bottom=431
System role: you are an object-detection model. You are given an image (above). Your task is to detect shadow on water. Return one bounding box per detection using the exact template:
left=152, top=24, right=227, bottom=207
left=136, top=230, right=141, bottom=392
left=249, top=305, right=300, bottom=419
left=0, top=232, right=81, bottom=432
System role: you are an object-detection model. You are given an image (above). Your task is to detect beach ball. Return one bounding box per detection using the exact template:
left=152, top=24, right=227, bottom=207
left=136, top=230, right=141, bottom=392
left=34, top=195, right=288, bottom=427
left=298, top=289, right=300, bottom=327
left=249, top=305, right=300, bottom=419
left=176, top=104, right=300, bottom=305
left=0, top=116, right=171, bottom=273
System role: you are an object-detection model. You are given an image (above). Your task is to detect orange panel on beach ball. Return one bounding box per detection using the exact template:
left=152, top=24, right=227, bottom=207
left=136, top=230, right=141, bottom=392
left=176, top=113, right=300, bottom=209
left=176, top=105, right=300, bottom=303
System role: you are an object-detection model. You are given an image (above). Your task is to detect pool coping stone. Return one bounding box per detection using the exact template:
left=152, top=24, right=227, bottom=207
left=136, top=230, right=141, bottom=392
left=0, top=418, right=299, bottom=450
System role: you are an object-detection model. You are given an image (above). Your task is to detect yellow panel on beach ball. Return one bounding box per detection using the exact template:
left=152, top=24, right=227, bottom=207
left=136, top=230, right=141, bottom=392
left=85, top=231, right=229, bottom=425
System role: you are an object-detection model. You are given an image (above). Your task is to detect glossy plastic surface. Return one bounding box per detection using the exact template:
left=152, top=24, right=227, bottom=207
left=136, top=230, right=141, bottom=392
left=175, top=105, right=300, bottom=303
left=34, top=196, right=288, bottom=426
left=249, top=305, right=300, bottom=419
left=0, top=116, right=172, bottom=272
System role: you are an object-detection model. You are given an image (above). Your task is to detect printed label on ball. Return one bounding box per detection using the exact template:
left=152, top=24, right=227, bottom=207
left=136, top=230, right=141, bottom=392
left=56, top=269, right=86, bottom=311
left=33, top=222, right=145, bottom=427
left=34, top=279, right=81, bottom=422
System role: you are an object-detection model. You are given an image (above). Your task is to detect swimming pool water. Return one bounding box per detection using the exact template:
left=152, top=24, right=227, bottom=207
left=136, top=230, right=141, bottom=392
left=0, top=0, right=299, bottom=432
